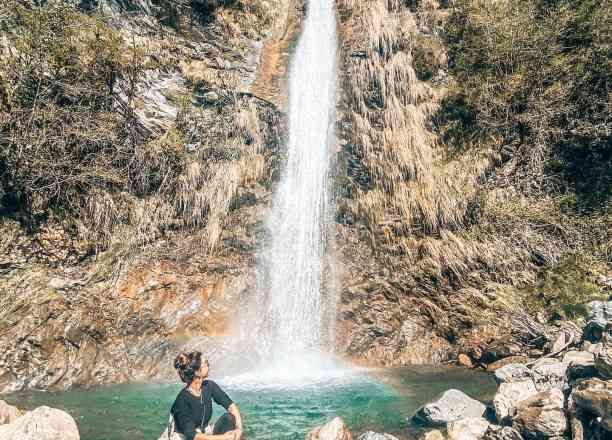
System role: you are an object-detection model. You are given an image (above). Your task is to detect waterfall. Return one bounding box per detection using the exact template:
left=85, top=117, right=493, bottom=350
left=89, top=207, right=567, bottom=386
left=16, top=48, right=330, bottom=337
left=239, top=0, right=338, bottom=374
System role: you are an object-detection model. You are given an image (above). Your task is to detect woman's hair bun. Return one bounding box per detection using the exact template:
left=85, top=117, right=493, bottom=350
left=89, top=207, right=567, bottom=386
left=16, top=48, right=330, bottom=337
left=174, top=352, right=189, bottom=371
left=173, top=351, right=203, bottom=383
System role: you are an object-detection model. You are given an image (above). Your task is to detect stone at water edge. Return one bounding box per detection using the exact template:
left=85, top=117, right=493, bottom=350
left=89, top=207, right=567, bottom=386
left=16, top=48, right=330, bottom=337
left=0, top=401, right=21, bottom=425
left=357, top=432, right=399, bottom=440
left=493, top=380, right=538, bottom=424
left=486, top=357, right=529, bottom=373
left=414, top=389, right=486, bottom=426
left=512, top=388, right=567, bottom=440
left=447, top=417, right=490, bottom=440
left=306, top=417, right=352, bottom=440
left=0, top=406, right=79, bottom=440
left=418, top=430, right=445, bottom=440
left=494, top=364, right=532, bottom=384
left=458, top=354, right=473, bottom=368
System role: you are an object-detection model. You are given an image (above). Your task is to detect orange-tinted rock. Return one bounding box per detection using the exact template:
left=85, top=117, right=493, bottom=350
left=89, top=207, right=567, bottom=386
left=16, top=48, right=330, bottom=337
left=487, top=356, right=529, bottom=372
left=458, top=354, right=474, bottom=368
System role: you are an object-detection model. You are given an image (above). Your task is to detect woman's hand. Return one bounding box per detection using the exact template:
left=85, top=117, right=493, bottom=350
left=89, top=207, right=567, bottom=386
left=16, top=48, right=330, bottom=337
left=233, top=428, right=243, bottom=440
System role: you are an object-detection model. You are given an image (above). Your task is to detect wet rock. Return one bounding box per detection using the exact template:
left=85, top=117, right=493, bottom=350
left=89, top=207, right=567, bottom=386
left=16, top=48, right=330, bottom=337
left=306, top=417, right=352, bottom=440
left=494, top=381, right=538, bottom=423
left=486, top=357, right=529, bottom=373
left=0, top=400, right=21, bottom=424
left=482, top=426, right=523, bottom=440
left=494, top=364, right=532, bottom=384
left=482, top=338, right=524, bottom=364
left=512, top=388, right=567, bottom=439
left=447, top=417, right=490, bottom=440
left=419, top=430, right=446, bottom=440
left=531, top=359, right=568, bottom=391
left=458, top=354, right=473, bottom=368
left=414, top=389, right=486, bottom=426
left=594, top=345, right=612, bottom=379
left=569, top=378, right=612, bottom=431
left=0, top=406, right=79, bottom=440
left=562, top=350, right=596, bottom=379
left=357, top=432, right=399, bottom=440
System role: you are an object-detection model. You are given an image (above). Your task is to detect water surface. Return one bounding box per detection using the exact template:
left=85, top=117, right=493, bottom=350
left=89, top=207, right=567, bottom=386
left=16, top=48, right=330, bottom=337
left=5, top=366, right=495, bottom=440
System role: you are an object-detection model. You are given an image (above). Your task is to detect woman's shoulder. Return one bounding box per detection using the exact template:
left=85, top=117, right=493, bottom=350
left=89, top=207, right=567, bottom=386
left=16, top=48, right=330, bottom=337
left=172, top=387, right=190, bottom=407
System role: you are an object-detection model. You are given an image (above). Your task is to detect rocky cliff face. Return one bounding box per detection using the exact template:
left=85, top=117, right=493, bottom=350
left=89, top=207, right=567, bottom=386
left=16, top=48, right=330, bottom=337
left=0, top=0, right=299, bottom=392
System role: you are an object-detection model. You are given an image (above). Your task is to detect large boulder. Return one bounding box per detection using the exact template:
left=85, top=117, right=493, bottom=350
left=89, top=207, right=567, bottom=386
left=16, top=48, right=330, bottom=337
left=494, top=381, right=538, bottom=423
left=531, top=359, right=569, bottom=391
left=0, top=406, right=79, bottom=440
left=512, top=388, right=567, bottom=439
left=447, top=417, right=490, bottom=440
left=482, top=426, right=523, bottom=440
left=594, top=345, right=612, bottom=379
left=0, top=401, right=21, bottom=425
left=569, top=378, right=612, bottom=432
left=494, top=364, right=532, bottom=384
left=307, top=417, right=352, bottom=440
left=414, top=389, right=486, bottom=426
left=357, top=432, right=399, bottom=440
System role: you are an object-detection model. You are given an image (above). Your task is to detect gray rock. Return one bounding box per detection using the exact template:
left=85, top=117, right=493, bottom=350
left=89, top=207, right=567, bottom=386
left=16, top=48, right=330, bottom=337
left=594, top=345, right=612, bottom=379
left=531, top=359, right=569, bottom=391
left=447, top=417, right=490, bottom=440
left=562, top=350, right=596, bottom=379
left=512, top=388, right=567, bottom=440
left=494, top=381, right=538, bottom=423
left=0, top=406, right=79, bottom=440
left=584, top=301, right=612, bottom=342
left=482, top=426, right=523, bottom=440
left=569, top=378, right=612, bottom=432
left=494, top=364, right=532, bottom=384
left=0, top=400, right=21, bottom=425
left=414, top=389, right=487, bottom=426
left=358, top=432, right=399, bottom=440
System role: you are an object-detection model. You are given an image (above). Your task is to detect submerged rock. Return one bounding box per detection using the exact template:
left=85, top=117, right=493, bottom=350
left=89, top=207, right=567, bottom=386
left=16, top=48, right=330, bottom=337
left=307, top=417, right=352, bottom=440
left=0, top=406, right=79, bottom=440
left=512, top=388, right=567, bottom=439
left=447, top=417, right=490, bottom=440
left=0, top=400, right=21, bottom=425
left=357, top=432, right=399, bottom=440
left=414, top=389, right=486, bottom=426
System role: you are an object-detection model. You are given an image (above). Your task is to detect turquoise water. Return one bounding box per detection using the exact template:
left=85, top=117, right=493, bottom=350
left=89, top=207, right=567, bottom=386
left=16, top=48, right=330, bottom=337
left=4, top=367, right=495, bottom=440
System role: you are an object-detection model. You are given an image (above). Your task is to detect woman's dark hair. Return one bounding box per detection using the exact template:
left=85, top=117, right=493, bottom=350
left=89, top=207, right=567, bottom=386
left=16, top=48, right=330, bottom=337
left=174, top=351, right=203, bottom=384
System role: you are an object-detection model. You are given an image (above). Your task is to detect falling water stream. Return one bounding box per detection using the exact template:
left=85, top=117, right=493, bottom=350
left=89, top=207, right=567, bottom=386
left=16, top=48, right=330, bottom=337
left=233, top=0, right=340, bottom=380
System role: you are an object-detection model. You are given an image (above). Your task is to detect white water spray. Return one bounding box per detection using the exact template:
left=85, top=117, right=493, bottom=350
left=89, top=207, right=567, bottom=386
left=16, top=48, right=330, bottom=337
left=235, top=0, right=339, bottom=379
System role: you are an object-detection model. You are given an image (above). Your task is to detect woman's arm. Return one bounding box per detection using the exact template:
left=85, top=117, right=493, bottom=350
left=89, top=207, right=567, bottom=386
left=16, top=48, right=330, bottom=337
left=228, top=403, right=243, bottom=432
left=195, top=431, right=240, bottom=440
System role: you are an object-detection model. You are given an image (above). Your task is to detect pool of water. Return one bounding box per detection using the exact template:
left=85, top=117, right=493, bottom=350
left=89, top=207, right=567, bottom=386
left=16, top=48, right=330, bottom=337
left=4, top=366, right=495, bottom=440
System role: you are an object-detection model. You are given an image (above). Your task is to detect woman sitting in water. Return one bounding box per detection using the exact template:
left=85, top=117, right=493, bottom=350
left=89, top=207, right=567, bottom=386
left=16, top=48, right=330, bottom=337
left=171, top=351, right=243, bottom=440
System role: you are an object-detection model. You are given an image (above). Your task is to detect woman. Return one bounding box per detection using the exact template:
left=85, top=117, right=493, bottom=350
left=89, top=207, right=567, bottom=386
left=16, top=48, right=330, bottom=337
left=171, top=351, right=243, bottom=440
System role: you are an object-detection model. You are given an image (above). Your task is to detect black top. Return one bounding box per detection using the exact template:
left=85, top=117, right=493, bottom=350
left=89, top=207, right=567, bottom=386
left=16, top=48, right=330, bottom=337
left=171, top=380, right=233, bottom=440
